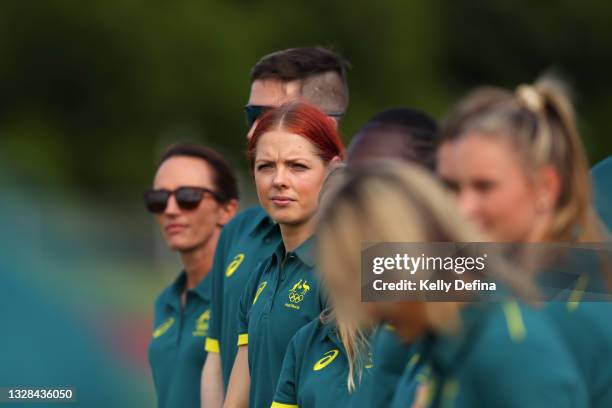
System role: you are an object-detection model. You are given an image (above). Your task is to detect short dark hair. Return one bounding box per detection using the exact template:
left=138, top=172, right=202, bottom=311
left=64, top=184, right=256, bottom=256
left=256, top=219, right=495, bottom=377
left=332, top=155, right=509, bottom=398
left=250, top=46, right=351, bottom=113
left=348, top=108, right=439, bottom=170
left=250, top=46, right=350, bottom=82
left=158, top=143, right=239, bottom=202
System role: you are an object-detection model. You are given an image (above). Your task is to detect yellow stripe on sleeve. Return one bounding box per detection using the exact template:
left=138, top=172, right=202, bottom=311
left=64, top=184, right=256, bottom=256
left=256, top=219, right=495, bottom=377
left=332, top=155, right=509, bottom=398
left=567, top=275, right=589, bottom=312
left=205, top=338, right=220, bottom=353
left=501, top=301, right=526, bottom=343
left=271, top=402, right=298, bottom=408
left=237, top=333, right=248, bottom=346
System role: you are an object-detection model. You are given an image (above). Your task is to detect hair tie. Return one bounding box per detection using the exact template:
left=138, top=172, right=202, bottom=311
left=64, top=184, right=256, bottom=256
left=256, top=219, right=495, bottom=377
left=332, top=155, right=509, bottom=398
left=516, top=84, right=544, bottom=113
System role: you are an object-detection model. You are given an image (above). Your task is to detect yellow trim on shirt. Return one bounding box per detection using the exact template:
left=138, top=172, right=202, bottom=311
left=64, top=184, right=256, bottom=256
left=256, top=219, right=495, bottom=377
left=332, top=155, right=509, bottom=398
left=205, top=338, right=220, bottom=353
left=271, top=402, right=298, bottom=408
left=237, top=333, right=249, bottom=346
left=501, top=302, right=526, bottom=343
left=567, top=275, right=589, bottom=312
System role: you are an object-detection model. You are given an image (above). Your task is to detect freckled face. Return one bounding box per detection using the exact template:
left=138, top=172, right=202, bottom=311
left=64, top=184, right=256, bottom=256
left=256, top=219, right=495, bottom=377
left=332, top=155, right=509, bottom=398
left=254, top=130, right=328, bottom=227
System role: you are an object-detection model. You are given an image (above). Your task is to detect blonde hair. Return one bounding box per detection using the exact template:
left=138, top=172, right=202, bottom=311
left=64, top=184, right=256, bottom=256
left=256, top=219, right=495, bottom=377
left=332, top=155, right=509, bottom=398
left=441, top=75, right=605, bottom=242
left=317, top=161, right=538, bottom=391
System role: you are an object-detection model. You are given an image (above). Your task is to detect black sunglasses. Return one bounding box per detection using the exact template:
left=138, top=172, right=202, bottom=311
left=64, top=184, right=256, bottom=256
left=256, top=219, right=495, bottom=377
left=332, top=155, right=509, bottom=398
left=244, top=104, right=345, bottom=129
left=144, top=186, right=223, bottom=214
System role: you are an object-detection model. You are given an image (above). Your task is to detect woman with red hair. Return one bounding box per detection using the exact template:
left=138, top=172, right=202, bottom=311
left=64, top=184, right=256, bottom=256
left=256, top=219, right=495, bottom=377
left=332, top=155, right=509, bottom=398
left=224, top=102, right=345, bottom=408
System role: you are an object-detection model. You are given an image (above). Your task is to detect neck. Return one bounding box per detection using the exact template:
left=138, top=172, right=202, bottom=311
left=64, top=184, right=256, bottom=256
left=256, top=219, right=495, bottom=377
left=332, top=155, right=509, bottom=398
left=525, top=214, right=553, bottom=243
left=280, top=219, right=315, bottom=252
left=179, top=229, right=220, bottom=290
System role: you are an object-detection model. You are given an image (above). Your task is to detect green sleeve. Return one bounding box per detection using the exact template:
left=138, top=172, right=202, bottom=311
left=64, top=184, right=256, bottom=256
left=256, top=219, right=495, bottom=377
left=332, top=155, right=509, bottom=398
left=470, top=305, right=588, bottom=407
left=236, top=268, right=258, bottom=346
left=204, top=224, right=230, bottom=353
left=272, top=334, right=299, bottom=407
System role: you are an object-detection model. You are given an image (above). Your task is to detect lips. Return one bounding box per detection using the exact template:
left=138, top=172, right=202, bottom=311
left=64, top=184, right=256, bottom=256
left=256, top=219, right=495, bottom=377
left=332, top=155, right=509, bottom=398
left=270, top=196, right=295, bottom=207
left=165, top=223, right=188, bottom=234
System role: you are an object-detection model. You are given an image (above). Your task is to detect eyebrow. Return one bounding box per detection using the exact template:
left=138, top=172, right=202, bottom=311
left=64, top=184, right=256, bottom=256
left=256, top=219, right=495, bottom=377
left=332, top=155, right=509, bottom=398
left=254, top=156, right=313, bottom=163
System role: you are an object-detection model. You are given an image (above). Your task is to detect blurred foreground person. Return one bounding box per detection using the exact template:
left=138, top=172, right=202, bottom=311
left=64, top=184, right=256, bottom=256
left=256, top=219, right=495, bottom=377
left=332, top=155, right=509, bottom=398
left=317, top=162, right=588, bottom=407
left=146, top=143, right=238, bottom=408
left=348, top=107, right=438, bottom=170
left=223, top=102, right=345, bottom=408
left=591, top=155, right=612, bottom=230
left=202, top=46, right=350, bottom=407
left=438, top=77, right=611, bottom=406
left=349, top=108, right=439, bottom=408
left=270, top=107, right=439, bottom=408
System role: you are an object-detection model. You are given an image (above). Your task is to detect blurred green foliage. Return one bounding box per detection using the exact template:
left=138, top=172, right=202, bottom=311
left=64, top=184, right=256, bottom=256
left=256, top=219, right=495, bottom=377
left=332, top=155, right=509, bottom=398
left=1, top=0, right=611, bottom=193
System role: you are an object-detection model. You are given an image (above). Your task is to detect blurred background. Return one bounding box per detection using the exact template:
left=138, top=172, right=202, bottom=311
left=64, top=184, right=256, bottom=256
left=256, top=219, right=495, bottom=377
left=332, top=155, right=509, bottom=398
left=0, top=0, right=610, bottom=405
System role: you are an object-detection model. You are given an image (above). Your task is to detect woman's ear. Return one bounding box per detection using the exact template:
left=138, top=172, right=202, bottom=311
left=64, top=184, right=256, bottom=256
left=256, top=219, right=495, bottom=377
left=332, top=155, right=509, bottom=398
left=218, top=199, right=239, bottom=227
left=535, top=165, right=561, bottom=213
left=328, top=155, right=343, bottom=170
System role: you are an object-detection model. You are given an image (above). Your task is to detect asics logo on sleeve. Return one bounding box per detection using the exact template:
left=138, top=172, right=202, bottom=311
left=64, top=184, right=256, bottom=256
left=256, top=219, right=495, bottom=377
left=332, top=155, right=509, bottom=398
left=313, top=349, right=339, bottom=371
left=192, top=310, right=210, bottom=337
left=153, top=317, right=175, bottom=339
left=253, top=282, right=268, bottom=305
left=226, top=253, right=245, bottom=277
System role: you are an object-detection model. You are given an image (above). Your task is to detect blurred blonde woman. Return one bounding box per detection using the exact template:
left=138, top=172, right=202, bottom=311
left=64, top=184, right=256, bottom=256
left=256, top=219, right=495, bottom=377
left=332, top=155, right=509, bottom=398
left=438, top=77, right=611, bottom=407
left=317, top=161, right=588, bottom=407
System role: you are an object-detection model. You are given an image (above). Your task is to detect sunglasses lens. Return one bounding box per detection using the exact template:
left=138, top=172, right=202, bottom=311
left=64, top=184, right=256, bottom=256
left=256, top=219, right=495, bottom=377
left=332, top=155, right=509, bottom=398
left=245, top=105, right=266, bottom=128
left=144, top=190, right=169, bottom=213
left=175, top=187, right=203, bottom=210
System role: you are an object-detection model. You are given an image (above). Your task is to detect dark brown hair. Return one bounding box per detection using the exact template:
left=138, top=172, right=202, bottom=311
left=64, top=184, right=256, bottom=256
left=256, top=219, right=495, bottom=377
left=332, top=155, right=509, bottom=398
left=250, top=47, right=351, bottom=114
left=158, top=143, right=239, bottom=203
left=250, top=46, right=350, bottom=82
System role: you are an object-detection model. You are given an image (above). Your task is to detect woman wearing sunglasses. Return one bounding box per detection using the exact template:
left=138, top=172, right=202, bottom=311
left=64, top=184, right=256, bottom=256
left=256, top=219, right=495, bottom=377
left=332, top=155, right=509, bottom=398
left=224, top=102, right=345, bottom=408
left=145, top=143, right=238, bottom=408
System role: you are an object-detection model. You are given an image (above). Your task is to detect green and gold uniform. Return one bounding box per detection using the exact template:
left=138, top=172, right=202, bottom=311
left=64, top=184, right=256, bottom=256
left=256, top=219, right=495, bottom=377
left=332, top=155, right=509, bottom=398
left=389, top=341, right=431, bottom=408
left=355, top=325, right=417, bottom=407
left=148, top=271, right=212, bottom=408
left=272, top=319, right=373, bottom=408
left=423, top=302, right=587, bottom=407
left=592, top=156, right=612, bottom=229
left=205, top=206, right=280, bottom=388
left=238, top=236, right=325, bottom=408
left=542, top=249, right=612, bottom=407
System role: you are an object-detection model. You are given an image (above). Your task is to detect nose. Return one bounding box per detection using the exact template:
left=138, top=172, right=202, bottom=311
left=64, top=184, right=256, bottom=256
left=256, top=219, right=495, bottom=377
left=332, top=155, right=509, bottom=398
left=164, top=194, right=181, bottom=216
left=455, top=188, right=480, bottom=221
left=272, top=167, right=289, bottom=189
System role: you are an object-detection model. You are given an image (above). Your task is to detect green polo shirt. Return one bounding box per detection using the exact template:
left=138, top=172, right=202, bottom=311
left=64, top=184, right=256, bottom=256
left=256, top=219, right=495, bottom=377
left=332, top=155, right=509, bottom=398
left=272, top=318, right=373, bottom=408
left=355, top=324, right=417, bottom=407
left=148, top=271, right=212, bottom=408
left=423, top=302, right=588, bottom=407
left=541, top=249, right=612, bottom=407
left=205, top=206, right=281, bottom=388
left=592, top=156, right=612, bottom=230
left=389, top=340, right=431, bottom=408
left=238, top=236, right=326, bottom=408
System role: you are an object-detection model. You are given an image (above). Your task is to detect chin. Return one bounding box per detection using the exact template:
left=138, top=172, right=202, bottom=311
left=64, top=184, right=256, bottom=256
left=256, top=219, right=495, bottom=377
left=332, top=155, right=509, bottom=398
left=266, top=208, right=298, bottom=225
left=273, top=215, right=307, bottom=227
left=166, top=238, right=191, bottom=251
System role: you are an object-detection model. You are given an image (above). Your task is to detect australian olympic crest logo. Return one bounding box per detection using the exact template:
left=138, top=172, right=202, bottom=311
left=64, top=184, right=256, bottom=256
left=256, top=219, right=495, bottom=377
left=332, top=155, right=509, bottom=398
left=288, top=279, right=311, bottom=303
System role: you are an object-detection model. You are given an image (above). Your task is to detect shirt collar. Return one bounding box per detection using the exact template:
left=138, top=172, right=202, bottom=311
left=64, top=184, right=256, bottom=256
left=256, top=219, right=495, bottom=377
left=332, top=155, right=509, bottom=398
left=162, top=272, right=186, bottom=311
left=248, top=206, right=278, bottom=238
left=192, top=271, right=213, bottom=302
left=270, top=235, right=317, bottom=269
left=293, top=236, right=316, bottom=268
left=164, top=270, right=211, bottom=310
left=319, top=318, right=345, bottom=350
left=426, top=304, right=494, bottom=374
